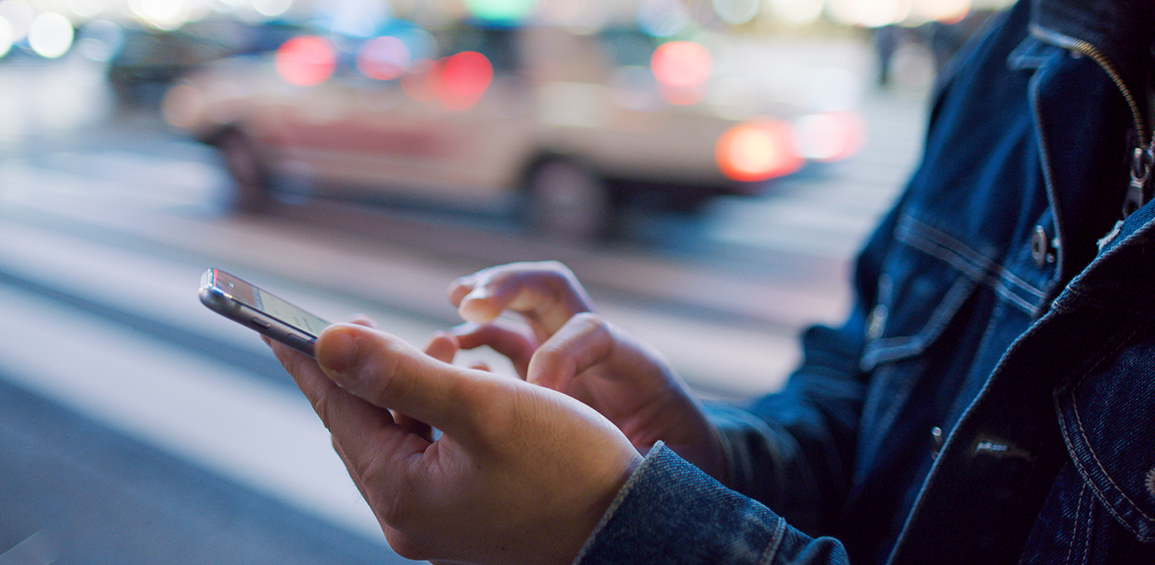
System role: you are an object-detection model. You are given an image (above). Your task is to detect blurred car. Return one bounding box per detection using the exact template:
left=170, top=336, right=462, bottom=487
left=163, top=20, right=865, bottom=239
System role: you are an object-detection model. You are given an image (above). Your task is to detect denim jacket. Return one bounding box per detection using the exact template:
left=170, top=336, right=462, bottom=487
left=575, top=0, right=1155, bottom=563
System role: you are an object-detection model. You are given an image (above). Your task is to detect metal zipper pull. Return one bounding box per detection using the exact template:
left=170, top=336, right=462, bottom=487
left=1123, top=143, right=1154, bottom=217
left=1034, top=30, right=1152, bottom=219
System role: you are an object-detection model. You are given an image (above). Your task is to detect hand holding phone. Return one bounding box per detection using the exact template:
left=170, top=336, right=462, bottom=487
left=199, top=268, right=331, bottom=357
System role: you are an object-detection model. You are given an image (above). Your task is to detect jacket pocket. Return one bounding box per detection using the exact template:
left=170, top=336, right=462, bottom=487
left=860, top=215, right=984, bottom=371
left=1054, top=333, right=1155, bottom=544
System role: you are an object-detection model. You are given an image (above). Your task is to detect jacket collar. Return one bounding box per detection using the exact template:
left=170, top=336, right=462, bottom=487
left=1031, top=0, right=1155, bottom=124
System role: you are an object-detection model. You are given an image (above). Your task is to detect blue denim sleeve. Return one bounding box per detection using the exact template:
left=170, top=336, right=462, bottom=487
left=573, top=443, right=848, bottom=565
left=702, top=206, right=896, bottom=534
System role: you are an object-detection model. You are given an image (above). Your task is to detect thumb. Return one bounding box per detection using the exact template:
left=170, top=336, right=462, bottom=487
left=315, top=323, right=475, bottom=439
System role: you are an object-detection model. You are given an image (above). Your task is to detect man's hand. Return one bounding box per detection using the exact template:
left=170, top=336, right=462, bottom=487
left=448, top=262, right=726, bottom=482
left=268, top=317, right=641, bottom=565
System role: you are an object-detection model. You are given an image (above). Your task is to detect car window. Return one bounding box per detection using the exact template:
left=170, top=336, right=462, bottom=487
left=439, top=25, right=520, bottom=74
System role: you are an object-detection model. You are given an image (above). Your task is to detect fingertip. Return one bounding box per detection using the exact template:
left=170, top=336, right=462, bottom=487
left=423, top=331, right=460, bottom=363
left=458, top=293, right=502, bottom=323
left=447, top=277, right=473, bottom=306
left=316, top=323, right=362, bottom=376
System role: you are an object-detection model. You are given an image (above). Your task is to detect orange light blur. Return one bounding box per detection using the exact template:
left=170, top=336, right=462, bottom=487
left=716, top=119, right=804, bottom=182
left=275, top=36, right=337, bottom=86
left=432, top=51, right=493, bottom=111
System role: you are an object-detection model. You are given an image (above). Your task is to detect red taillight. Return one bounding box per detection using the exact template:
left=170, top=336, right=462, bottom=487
left=434, top=51, right=493, bottom=111
left=716, top=119, right=804, bottom=182
left=275, top=35, right=336, bottom=86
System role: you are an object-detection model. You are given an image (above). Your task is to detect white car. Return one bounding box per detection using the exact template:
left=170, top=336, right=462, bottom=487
left=164, top=21, right=864, bottom=239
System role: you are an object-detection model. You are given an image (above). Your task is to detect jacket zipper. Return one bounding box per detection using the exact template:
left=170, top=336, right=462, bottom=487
left=1035, top=28, right=1154, bottom=218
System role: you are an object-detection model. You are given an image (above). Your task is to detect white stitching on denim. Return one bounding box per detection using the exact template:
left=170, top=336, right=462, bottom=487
left=899, top=229, right=1039, bottom=313
left=1062, top=482, right=1083, bottom=565
left=1071, top=482, right=1090, bottom=563
left=1057, top=328, right=1155, bottom=541
left=901, top=216, right=1048, bottom=300
left=757, top=517, right=787, bottom=565
left=896, top=215, right=1047, bottom=313
left=860, top=276, right=976, bottom=368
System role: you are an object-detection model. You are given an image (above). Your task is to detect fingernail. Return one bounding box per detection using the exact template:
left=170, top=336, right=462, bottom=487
left=458, top=290, right=495, bottom=323
left=317, top=326, right=357, bottom=377
left=463, top=286, right=491, bottom=302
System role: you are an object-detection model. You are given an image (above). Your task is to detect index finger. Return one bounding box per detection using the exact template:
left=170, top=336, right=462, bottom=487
left=448, top=261, right=595, bottom=336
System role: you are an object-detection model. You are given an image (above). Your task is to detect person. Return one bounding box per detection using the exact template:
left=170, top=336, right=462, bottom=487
left=266, top=0, right=1155, bottom=563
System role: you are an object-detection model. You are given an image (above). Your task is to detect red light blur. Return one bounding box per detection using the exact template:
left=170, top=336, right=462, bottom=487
left=432, top=51, right=493, bottom=111
left=275, top=36, right=336, bottom=86
left=716, top=119, right=804, bottom=182
left=651, top=41, right=712, bottom=89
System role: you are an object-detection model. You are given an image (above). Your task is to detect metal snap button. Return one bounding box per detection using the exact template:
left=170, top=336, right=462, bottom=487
left=1031, top=225, right=1055, bottom=268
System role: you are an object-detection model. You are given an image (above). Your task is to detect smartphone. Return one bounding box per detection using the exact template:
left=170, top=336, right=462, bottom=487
left=200, top=268, right=331, bottom=357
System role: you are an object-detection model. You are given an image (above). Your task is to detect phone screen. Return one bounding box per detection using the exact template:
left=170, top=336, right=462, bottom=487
left=211, top=269, right=330, bottom=337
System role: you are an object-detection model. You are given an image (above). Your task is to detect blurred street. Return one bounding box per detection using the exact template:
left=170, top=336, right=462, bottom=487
left=0, top=38, right=928, bottom=563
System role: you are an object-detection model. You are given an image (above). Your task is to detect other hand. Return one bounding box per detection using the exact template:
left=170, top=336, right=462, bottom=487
left=447, top=261, right=726, bottom=482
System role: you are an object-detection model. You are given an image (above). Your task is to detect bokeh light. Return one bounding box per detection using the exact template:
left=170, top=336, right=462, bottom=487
left=275, top=35, right=337, bottom=86
left=826, top=0, right=910, bottom=27
left=716, top=119, right=803, bottom=182
left=766, top=0, right=824, bottom=26
left=0, top=16, right=12, bottom=58
left=0, top=2, right=34, bottom=43
left=252, top=0, right=292, bottom=17
left=651, top=40, right=712, bottom=105
left=315, top=0, right=388, bottom=39
left=465, top=0, right=535, bottom=22
left=792, top=112, right=866, bottom=161
left=28, top=12, right=74, bottom=59
left=433, top=51, right=492, bottom=111
left=636, top=0, right=691, bottom=37
left=912, top=0, right=971, bottom=24
left=129, top=0, right=187, bottom=29
left=67, top=0, right=107, bottom=19
left=713, top=0, right=760, bottom=25
left=356, top=36, right=410, bottom=81
left=651, top=41, right=712, bottom=89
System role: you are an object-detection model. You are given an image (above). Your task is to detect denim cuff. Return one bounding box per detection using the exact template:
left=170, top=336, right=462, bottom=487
left=573, top=442, right=843, bottom=565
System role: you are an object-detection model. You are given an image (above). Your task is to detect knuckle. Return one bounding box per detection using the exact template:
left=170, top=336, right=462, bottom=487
left=571, top=311, right=609, bottom=331
left=310, top=388, right=338, bottom=429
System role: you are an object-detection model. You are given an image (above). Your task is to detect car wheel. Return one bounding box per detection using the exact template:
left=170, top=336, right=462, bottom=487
left=525, top=159, right=611, bottom=241
left=217, top=129, right=273, bottom=213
